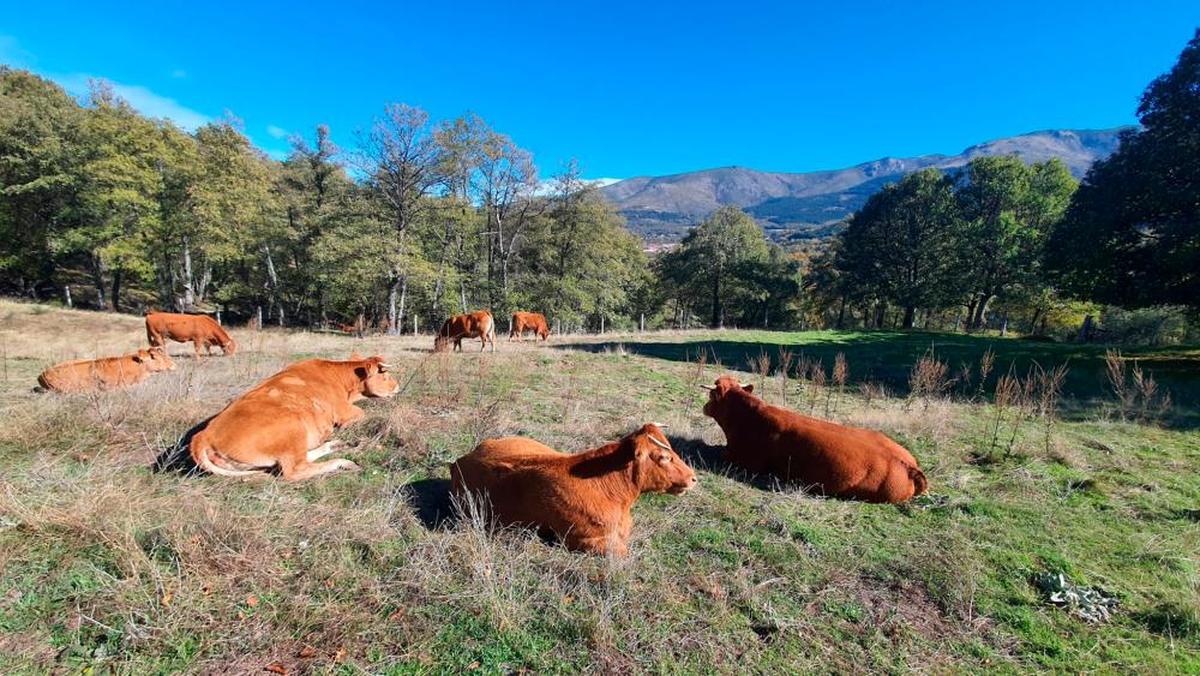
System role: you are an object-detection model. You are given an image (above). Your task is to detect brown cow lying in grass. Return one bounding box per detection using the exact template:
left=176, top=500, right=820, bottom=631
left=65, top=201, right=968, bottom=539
left=189, top=355, right=399, bottom=481
left=509, top=311, right=550, bottom=341
left=146, top=311, right=237, bottom=357
left=435, top=310, right=496, bottom=352
left=37, top=347, right=176, bottom=393
left=449, top=423, right=697, bottom=555
left=702, top=376, right=927, bottom=503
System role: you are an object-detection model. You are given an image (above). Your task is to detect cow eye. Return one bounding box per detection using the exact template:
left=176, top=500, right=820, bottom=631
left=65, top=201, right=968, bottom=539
left=658, top=455, right=671, bottom=464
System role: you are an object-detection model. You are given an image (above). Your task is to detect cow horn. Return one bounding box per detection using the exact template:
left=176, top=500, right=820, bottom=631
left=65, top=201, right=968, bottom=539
left=699, top=384, right=715, bottom=391
left=647, top=434, right=672, bottom=451
left=651, top=422, right=669, bottom=429
left=378, top=362, right=394, bottom=372
left=739, top=382, right=751, bottom=389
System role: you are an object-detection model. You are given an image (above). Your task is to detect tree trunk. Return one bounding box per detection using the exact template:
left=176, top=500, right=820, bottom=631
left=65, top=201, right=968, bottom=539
left=181, top=237, right=195, bottom=311
left=902, top=305, right=916, bottom=329
left=111, top=268, right=123, bottom=312
left=836, top=297, right=846, bottom=329
left=387, top=272, right=401, bottom=336
left=971, top=292, right=992, bottom=330
left=64, top=285, right=72, bottom=308
left=1028, top=307, right=1044, bottom=335
left=262, top=245, right=284, bottom=326
left=999, top=313, right=1009, bottom=337
left=397, top=275, right=408, bottom=333
left=91, top=254, right=107, bottom=310
left=711, top=270, right=722, bottom=328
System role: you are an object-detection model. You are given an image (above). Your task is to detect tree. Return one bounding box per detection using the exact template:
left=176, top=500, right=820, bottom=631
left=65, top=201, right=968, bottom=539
left=65, top=81, right=167, bottom=310
left=836, top=169, right=967, bottom=328
left=957, top=156, right=1076, bottom=329
left=661, top=206, right=771, bottom=328
left=1048, top=29, right=1200, bottom=309
left=357, top=104, right=441, bottom=333
left=0, top=68, right=84, bottom=300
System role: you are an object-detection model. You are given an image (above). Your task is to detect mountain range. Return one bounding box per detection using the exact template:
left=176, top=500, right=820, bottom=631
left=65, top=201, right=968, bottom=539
left=599, top=128, right=1128, bottom=241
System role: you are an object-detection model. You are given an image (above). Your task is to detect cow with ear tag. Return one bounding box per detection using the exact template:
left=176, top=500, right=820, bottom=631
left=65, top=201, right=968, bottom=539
left=450, top=423, right=698, bottom=556
left=702, top=376, right=927, bottom=503
left=189, top=353, right=400, bottom=481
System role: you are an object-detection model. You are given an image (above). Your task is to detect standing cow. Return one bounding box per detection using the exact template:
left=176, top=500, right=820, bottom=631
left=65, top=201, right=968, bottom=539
left=146, top=312, right=237, bottom=357
left=434, top=311, right=496, bottom=353
left=701, top=376, right=927, bottom=503
left=509, top=311, right=550, bottom=341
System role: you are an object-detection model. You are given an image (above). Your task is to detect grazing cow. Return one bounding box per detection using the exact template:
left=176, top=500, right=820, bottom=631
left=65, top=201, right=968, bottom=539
left=434, top=311, right=496, bottom=352
left=449, top=423, right=697, bottom=555
left=188, top=355, right=399, bottom=481
left=145, top=312, right=237, bottom=357
left=702, top=376, right=927, bottom=503
left=509, top=311, right=550, bottom=341
left=38, top=348, right=176, bottom=393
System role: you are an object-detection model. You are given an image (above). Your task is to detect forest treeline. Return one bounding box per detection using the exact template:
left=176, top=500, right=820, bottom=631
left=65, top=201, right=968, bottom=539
left=0, top=30, right=1196, bottom=340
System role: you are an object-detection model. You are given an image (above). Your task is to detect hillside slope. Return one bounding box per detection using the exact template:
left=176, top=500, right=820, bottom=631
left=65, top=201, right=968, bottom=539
left=602, top=128, right=1127, bottom=240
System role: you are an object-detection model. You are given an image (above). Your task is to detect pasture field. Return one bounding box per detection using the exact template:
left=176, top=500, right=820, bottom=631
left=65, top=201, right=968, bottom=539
left=1, top=299, right=1198, bottom=673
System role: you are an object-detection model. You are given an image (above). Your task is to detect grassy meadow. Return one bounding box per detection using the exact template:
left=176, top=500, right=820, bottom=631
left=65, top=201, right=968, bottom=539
left=0, top=299, right=1198, bottom=673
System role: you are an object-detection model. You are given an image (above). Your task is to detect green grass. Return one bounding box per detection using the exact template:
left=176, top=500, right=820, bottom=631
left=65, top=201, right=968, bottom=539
left=0, top=303, right=1198, bottom=672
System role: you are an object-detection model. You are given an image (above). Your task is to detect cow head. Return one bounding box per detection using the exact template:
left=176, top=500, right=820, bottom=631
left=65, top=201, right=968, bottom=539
left=539, top=326, right=550, bottom=340
left=132, top=348, right=176, bottom=372
left=221, top=337, right=238, bottom=356
left=625, top=423, right=697, bottom=495
left=701, top=376, right=753, bottom=419
left=433, top=335, right=450, bottom=352
left=354, top=355, right=400, bottom=397
left=145, top=347, right=177, bottom=371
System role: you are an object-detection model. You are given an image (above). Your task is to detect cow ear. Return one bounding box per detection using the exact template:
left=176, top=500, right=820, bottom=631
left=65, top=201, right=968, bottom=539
left=132, top=353, right=145, bottom=363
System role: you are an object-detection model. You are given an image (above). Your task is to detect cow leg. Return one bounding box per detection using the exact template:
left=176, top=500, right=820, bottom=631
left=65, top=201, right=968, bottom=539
left=571, top=531, right=629, bottom=557
left=307, top=440, right=342, bottom=462
left=193, top=340, right=203, bottom=359
left=280, top=457, right=360, bottom=482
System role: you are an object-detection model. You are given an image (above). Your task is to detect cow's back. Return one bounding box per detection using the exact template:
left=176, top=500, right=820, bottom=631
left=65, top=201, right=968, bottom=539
left=451, top=437, right=564, bottom=516
left=38, top=356, right=147, bottom=393
left=736, top=402, right=924, bottom=502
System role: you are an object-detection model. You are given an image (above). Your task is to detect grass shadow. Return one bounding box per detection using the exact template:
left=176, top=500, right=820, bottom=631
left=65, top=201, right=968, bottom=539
left=557, top=331, right=1200, bottom=429
left=405, top=477, right=454, bottom=530
left=152, top=415, right=214, bottom=474
left=667, top=434, right=779, bottom=491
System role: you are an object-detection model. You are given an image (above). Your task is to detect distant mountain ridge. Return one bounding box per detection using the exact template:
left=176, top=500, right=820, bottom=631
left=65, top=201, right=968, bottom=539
left=600, top=128, right=1128, bottom=241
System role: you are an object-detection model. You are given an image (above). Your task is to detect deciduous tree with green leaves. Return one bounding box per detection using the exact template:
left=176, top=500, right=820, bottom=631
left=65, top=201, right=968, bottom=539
left=1048, top=29, right=1200, bottom=310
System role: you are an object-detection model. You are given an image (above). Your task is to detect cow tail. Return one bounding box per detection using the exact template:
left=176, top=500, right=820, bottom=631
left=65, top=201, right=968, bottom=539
left=907, top=464, right=928, bottom=497
left=190, top=431, right=261, bottom=478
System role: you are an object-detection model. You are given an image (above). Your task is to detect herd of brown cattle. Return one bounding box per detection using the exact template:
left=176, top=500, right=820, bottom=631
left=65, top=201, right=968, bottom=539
left=34, top=308, right=927, bottom=555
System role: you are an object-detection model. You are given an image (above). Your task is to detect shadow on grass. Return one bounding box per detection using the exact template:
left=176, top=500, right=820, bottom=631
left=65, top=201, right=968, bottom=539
left=666, top=434, right=780, bottom=492
left=556, top=331, right=1200, bottom=429
left=152, top=416, right=214, bottom=474
left=405, top=477, right=454, bottom=530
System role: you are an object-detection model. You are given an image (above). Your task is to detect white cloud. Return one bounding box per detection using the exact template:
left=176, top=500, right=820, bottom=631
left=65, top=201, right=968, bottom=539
left=2, top=37, right=211, bottom=131
left=266, top=124, right=290, bottom=139
left=531, top=176, right=623, bottom=197
left=54, top=73, right=211, bottom=131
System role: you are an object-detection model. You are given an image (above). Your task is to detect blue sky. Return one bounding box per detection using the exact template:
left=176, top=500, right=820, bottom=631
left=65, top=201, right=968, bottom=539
left=1, top=1, right=1196, bottom=181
